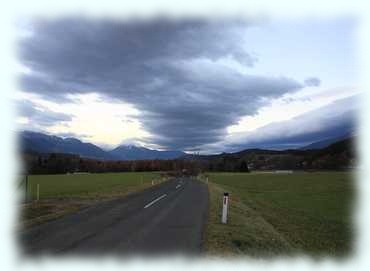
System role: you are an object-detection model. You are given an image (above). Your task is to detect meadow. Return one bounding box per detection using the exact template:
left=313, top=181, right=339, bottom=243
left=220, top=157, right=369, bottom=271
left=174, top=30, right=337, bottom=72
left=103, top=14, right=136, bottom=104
left=20, top=172, right=163, bottom=227
left=204, top=171, right=354, bottom=257
left=25, top=172, right=162, bottom=199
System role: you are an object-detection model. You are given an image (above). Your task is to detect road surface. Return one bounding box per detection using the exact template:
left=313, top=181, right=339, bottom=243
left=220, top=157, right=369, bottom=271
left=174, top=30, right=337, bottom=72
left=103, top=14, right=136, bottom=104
left=20, top=177, right=208, bottom=256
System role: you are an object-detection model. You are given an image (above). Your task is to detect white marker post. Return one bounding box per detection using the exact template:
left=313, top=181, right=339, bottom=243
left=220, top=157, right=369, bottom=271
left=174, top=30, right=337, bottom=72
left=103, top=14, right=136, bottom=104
left=36, top=184, right=40, bottom=202
left=221, top=192, right=229, bottom=224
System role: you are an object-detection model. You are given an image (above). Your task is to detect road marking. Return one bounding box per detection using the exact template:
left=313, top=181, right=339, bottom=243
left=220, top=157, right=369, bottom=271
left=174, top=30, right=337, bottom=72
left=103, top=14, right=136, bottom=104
left=176, top=184, right=181, bottom=189
left=144, top=194, right=167, bottom=209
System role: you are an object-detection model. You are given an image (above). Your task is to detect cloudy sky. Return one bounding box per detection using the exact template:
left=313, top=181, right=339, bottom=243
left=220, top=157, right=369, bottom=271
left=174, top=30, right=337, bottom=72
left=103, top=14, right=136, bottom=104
left=15, top=17, right=360, bottom=153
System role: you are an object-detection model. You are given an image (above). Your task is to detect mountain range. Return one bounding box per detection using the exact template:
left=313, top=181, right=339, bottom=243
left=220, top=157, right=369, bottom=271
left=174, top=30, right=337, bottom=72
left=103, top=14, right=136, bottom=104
left=184, top=137, right=355, bottom=171
left=299, top=133, right=352, bottom=150
left=109, top=145, right=185, bottom=160
left=19, top=131, right=185, bottom=160
left=19, top=130, right=351, bottom=161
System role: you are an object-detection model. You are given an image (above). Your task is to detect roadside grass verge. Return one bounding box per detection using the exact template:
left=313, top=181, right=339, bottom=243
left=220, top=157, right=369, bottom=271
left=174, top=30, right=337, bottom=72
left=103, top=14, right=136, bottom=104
left=203, top=181, right=293, bottom=257
left=20, top=201, right=85, bottom=229
left=202, top=172, right=354, bottom=258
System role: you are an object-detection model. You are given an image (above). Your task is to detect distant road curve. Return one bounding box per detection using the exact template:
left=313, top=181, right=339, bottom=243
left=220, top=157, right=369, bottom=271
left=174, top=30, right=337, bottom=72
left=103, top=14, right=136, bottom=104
left=20, top=177, right=209, bottom=256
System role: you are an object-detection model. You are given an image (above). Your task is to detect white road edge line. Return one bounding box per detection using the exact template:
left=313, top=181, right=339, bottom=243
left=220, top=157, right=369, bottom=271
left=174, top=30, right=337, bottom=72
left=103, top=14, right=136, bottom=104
left=144, top=194, right=167, bottom=209
left=176, top=184, right=181, bottom=189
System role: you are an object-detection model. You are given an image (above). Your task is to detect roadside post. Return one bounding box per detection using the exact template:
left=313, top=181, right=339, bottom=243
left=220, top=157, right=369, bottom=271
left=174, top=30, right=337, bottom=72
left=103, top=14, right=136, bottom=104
left=25, top=174, right=28, bottom=202
left=36, top=184, right=40, bottom=202
left=222, top=192, right=229, bottom=224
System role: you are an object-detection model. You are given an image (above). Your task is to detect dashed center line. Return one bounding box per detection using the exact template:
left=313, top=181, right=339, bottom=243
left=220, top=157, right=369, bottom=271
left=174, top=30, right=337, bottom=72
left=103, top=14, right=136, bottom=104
left=144, top=194, right=167, bottom=209
left=176, top=184, right=181, bottom=189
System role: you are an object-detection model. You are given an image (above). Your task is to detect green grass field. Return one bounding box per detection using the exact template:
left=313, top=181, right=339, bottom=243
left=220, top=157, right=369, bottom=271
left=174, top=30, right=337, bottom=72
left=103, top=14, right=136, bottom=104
left=204, top=171, right=354, bottom=257
left=20, top=172, right=164, bottom=228
left=25, top=172, right=163, bottom=199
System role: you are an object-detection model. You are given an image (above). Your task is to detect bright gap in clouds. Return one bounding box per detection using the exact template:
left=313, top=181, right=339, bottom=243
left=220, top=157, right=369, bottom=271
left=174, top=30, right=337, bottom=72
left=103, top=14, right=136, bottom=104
left=228, top=85, right=360, bottom=134
left=16, top=92, right=150, bottom=148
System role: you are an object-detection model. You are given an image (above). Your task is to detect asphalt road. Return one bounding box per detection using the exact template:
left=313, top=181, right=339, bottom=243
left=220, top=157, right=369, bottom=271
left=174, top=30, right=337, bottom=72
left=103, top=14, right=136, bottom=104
left=20, top=177, right=209, bottom=256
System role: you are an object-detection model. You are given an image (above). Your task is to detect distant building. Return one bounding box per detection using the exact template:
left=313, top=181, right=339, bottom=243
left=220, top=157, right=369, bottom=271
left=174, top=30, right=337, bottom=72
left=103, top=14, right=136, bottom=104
left=274, top=170, right=293, bottom=174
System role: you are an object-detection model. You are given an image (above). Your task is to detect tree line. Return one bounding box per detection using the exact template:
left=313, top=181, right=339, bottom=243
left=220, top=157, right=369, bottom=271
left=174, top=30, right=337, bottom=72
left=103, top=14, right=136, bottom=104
left=22, top=152, right=210, bottom=175
left=22, top=137, right=354, bottom=175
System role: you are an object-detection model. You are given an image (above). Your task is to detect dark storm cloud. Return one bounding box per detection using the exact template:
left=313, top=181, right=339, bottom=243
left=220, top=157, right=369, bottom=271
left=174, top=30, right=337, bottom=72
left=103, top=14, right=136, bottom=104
left=18, top=18, right=306, bottom=150
left=304, top=77, right=321, bottom=87
left=225, top=95, right=358, bottom=151
left=17, top=100, right=72, bottom=127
